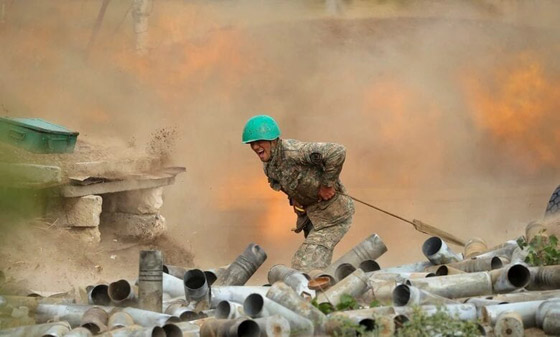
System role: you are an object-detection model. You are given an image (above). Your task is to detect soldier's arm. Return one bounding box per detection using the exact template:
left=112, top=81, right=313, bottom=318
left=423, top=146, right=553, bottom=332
left=299, top=142, right=347, bottom=187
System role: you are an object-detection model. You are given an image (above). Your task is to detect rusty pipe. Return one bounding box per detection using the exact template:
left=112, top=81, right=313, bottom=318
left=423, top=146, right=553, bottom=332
left=543, top=308, right=560, bottom=335
left=475, top=240, right=519, bottom=259
left=464, top=237, right=488, bottom=258
left=334, top=263, right=356, bottom=282
left=492, top=290, right=560, bottom=303
left=162, top=322, right=199, bottom=337
left=108, top=280, right=137, bottom=305
left=535, top=299, right=560, bottom=328
left=422, top=236, right=462, bottom=265
left=494, top=312, right=524, bottom=337
left=138, top=250, right=163, bottom=313
left=204, top=265, right=229, bottom=286
left=434, top=265, right=466, bottom=276
left=490, top=264, right=531, bottom=293
left=63, top=327, right=93, bottom=337
left=444, top=256, right=505, bottom=273
left=80, top=306, right=108, bottom=334
left=213, top=243, right=267, bottom=286
left=98, top=325, right=166, bottom=337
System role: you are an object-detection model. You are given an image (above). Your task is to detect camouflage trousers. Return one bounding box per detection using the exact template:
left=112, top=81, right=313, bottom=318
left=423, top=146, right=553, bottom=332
left=291, top=219, right=351, bottom=272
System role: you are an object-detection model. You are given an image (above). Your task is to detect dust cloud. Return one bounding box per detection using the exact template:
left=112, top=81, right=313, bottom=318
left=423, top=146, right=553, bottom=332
left=1, top=0, right=559, bottom=284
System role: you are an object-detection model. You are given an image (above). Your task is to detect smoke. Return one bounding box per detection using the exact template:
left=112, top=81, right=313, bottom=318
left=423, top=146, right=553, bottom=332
left=1, top=0, right=559, bottom=280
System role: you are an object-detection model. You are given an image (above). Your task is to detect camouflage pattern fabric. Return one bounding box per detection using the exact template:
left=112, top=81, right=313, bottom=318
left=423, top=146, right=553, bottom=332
left=291, top=219, right=351, bottom=272
left=264, top=139, right=355, bottom=230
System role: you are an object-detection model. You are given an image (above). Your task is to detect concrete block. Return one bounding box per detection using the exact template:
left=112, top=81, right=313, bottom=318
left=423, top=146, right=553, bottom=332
left=103, top=188, right=163, bottom=214
left=57, top=195, right=102, bottom=227
left=0, top=163, right=62, bottom=187
left=101, top=212, right=166, bottom=241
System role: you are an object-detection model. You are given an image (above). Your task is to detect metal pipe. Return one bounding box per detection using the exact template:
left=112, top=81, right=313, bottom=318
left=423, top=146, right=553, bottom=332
left=200, top=318, right=260, bottom=337
left=204, top=265, right=229, bottom=287
left=98, top=325, right=166, bottom=337
left=213, top=243, right=267, bottom=286
left=334, top=263, right=356, bottom=282
left=422, top=236, right=462, bottom=264
left=88, top=284, right=111, bottom=306
left=369, top=271, right=433, bottom=283
left=210, top=286, right=269, bottom=308
left=265, top=281, right=327, bottom=328
left=475, top=240, right=519, bottom=259
left=490, top=264, right=531, bottom=293
left=323, top=234, right=387, bottom=276
left=527, top=265, right=560, bottom=290
left=543, top=308, right=560, bottom=335
left=482, top=300, right=546, bottom=327
left=163, top=273, right=185, bottom=298
left=316, top=269, right=369, bottom=307
left=407, top=272, right=493, bottom=299
left=325, top=306, right=396, bottom=335
left=494, top=312, right=524, bottom=337
left=253, top=315, right=290, bottom=337
left=369, top=280, right=396, bottom=304
left=359, top=260, right=380, bottom=272
left=80, top=306, right=108, bottom=334
left=162, top=322, right=199, bottom=337
left=464, top=237, right=488, bottom=258
left=492, top=290, right=560, bottom=303
left=215, top=300, right=245, bottom=319
left=434, top=265, right=466, bottom=276
left=395, top=303, right=478, bottom=321
left=138, top=250, right=163, bottom=313
left=183, top=269, right=210, bottom=310
left=108, top=279, right=137, bottom=305
left=535, top=299, right=560, bottom=328
left=0, top=321, right=71, bottom=337
left=107, top=311, right=134, bottom=330
left=120, top=307, right=180, bottom=327
left=164, top=301, right=197, bottom=321
left=392, top=284, right=458, bottom=306
left=37, top=304, right=104, bottom=327
left=380, top=261, right=434, bottom=273
left=267, top=264, right=314, bottom=297
left=163, top=265, right=188, bottom=279
left=243, top=294, right=314, bottom=336
left=444, top=256, right=504, bottom=273
left=62, top=327, right=93, bottom=337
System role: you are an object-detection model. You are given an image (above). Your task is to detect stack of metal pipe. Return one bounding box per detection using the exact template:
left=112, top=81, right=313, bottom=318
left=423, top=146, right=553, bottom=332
left=1, top=224, right=559, bottom=336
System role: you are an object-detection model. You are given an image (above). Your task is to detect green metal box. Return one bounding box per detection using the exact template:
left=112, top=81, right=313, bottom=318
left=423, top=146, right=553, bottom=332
left=0, top=117, right=79, bottom=154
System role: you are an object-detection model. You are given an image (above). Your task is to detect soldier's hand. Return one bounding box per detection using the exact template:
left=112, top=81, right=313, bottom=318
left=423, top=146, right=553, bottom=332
left=318, top=186, right=335, bottom=201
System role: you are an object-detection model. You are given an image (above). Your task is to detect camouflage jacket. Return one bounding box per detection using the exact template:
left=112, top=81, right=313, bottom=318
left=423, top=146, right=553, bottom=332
left=263, top=139, right=355, bottom=230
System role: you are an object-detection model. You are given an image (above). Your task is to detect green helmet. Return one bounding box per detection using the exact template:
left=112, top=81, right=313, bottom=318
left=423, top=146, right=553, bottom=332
left=242, top=115, right=281, bottom=143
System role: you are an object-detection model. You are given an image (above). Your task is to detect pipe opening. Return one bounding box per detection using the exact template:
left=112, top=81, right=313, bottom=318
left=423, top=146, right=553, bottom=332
left=425, top=272, right=436, bottom=278
left=359, top=260, right=380, bottom=272
left=163, top=325, right=183, bottom=337
left=108, top=280, right=132, bottom=302
left=163, top=265, right=169, bottom=274
left=179, top=311, right=199, bottom=321
left=165, top=316, right=182, bottom=324
left=152, top=326, right=166, bottom=337
left=335, top=263, right=356, bottom=281
left=204, top=271, right=217, bottom=286
left=90, top=284, right=111, bottom=305
left=359, top=318, right=376, bottom=331
left=81, top=323, right=102, bottom=334
left=422, top=237, right=443, bottom=257
left=491, top=257, right=504, bottom=270
left=184, top=269, right=206, bottom=289
left=236, top=320, right=261, bottom=337
left=393, top=284, right=411, bottom=306
left=394, top=315, right=409, bottom=330
left=216, top=301, right=232, bottom=319
left=507, top=265, right=530, bottom=288
left=244, top=294, right=264, bottom=317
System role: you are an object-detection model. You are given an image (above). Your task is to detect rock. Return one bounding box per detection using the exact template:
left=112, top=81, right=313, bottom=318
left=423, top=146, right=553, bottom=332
left=55, top=195, right=102, bottom=227
left=103, top=188, right=163, bottom=214
left=101, top=212, right=166, bottom=241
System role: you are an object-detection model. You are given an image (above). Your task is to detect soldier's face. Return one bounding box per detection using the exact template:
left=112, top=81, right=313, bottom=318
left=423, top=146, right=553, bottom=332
left=249, top=140, right=273, bottom=162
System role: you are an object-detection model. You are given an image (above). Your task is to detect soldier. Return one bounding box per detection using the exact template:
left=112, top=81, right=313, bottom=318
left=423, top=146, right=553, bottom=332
left=242, top=115, right=355, bottom=272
